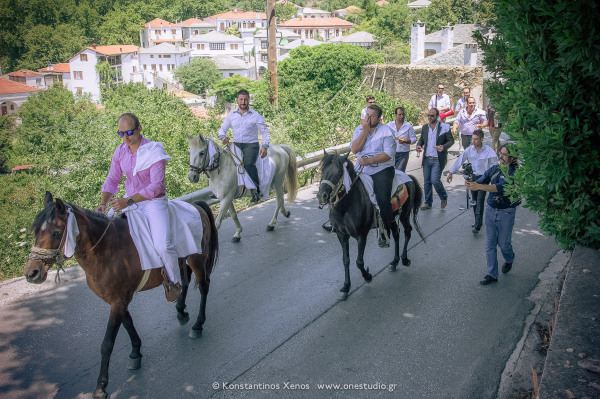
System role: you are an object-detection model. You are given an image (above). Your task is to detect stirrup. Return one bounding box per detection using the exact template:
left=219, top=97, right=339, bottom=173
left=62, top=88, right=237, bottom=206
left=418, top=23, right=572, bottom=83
left=161, top=267, right=181, bottom=302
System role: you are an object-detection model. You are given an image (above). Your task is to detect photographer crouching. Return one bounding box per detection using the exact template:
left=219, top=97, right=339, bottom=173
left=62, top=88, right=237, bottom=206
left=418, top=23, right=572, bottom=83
left=446, top=130, right=498, bottom=234
left=466, top=144, right=520, bottom=286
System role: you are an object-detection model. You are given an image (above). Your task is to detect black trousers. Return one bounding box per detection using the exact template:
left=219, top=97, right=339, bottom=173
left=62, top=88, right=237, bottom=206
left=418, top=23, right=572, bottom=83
left=235, top=142, right=260, bottom=190
left=461, top=134, right=472, bottom=149
left=371, top=166, right=396, bottom=231
left=471, top=174, right=486, bottom=230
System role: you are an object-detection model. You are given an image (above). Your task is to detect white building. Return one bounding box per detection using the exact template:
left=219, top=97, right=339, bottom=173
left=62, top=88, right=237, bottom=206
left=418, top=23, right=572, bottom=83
left=186, top=31, right=245, bottom=59
left=407, top=0, right=432, bottom=9
left=141, top=18, right=183, bottom=48
left=137, top=43, right=191, bottom=89
left=253, top=28, right=301, bottom=64
left=69, top=44, right=139, bottom=102
left=279, top=38, right=325, bottom=59
left=38, top=63, right=71, bottom=91
left=330, top=31, right=377, bottom=49
left=181, top=18, right=217, bottom=40
left=205, top=9, right=267, bottom=41
left=6, top=70, right=46, bottom=89
left=0, top=78, right=40, bottom=115
left=210, top=55, right=255, bottom=78
left=297, top=7, right=331, bottom=18
left=278, top=17, right=353, bottom=41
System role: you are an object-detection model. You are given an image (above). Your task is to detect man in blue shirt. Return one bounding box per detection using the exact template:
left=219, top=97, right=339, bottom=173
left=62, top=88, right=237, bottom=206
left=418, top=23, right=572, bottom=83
left=466, top=144, right=520, bottom=285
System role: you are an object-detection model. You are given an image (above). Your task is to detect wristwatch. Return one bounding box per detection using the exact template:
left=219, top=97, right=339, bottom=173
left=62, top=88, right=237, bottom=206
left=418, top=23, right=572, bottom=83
left=126, top=198, right=135, bottom=206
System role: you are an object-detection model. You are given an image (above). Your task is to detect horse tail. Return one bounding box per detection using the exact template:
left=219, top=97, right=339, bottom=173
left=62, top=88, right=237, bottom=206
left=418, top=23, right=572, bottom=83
left=408, top=175, right=426, bottom=243
left=195, top=201, right=219, bottom=272
left=281, top=145, right=298, bottom=203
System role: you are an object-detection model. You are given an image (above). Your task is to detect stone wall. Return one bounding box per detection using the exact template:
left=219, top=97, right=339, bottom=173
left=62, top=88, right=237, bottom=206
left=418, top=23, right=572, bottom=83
left=362, top=65, right=484, bottom=124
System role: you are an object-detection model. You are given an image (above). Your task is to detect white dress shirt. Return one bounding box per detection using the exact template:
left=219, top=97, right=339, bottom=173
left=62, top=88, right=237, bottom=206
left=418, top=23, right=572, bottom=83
left=218, top=107, right=270, bottom=147
left=449, top=144, right=498, bottom=176
left=424, top=122, right=451, bottom=157
left=386, top=120, right=416, bottom=153
left=351, top=123, right=396, bottom=175
left=428, top=93, right=451, bottom=110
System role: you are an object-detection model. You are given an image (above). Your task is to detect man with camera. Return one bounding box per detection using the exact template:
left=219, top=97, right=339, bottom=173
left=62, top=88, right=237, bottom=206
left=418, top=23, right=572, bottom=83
left=446, top=130, right=498, bottom=234
left=466, top=144, right=520, bottom=286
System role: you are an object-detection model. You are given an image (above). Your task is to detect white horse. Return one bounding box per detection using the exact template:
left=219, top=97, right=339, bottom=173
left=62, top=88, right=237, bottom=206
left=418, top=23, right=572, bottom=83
left=187, top=134, right=298, bottom=242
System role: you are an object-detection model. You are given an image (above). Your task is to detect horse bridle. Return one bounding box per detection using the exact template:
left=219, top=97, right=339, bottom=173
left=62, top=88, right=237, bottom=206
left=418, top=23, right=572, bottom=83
left=28, top=208, right=70, bottom=283
left=319, top=162, right=364, bottom=209
left=189, top=138, right=220, bottom=176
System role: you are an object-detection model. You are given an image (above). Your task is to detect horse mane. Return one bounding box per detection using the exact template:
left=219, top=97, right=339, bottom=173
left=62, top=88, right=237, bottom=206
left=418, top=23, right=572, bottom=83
left=320, top=152, right=359, bottom=185
left=31, top=201, right=111, bottom=234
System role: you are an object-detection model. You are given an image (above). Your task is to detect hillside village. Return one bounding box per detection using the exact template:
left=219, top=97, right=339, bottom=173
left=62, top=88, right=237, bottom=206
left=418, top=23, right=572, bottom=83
left=0, top=0, right=490, bottom=115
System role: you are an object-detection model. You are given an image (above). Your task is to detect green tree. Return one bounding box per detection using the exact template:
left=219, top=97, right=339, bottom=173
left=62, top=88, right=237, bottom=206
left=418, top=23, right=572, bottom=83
left=211, top=75, right=256, bottom=104
left=98, top=7, right=144, bottom=45
left=417, top=0, right=458, bottom=33
left=275, top=3, right=299, bottom=21
left=173, top=58, right=221, bottom=95
left=225, top=24, right=242, bottom=38
left=373, top=1, right=411, bottom=43
left=477, top=0, right=600, bottom=249
left=451, top=0, right=474, bottom=24
left=474, top=0, right=497, bottom=26
left=18, top=23, right=88, bottom=70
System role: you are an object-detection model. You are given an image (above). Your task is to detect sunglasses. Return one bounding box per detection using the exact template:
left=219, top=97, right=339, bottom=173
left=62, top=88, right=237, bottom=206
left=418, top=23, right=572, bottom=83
left=368, top=101, right=375, bottom=104
left=117, top=129, right=136, bottom=137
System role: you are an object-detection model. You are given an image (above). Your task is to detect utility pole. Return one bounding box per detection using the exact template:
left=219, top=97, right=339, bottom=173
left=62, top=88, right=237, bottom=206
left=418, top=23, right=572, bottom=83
left=266, top=0, right=277, bottom=105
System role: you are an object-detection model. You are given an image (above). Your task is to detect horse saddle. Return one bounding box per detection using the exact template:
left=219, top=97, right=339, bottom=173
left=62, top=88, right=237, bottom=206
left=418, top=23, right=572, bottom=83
left=391, top=184, right=409, bottom=212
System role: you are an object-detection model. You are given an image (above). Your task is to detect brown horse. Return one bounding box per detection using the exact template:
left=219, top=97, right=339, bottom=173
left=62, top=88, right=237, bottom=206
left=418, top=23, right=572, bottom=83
left=24, top=192, right=218, bottom=399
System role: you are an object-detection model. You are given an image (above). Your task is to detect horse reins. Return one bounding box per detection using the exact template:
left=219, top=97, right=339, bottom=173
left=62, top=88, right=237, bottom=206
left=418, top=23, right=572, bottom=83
left=320, top=162, right=364, bottom=209
left=89, top=202, right=139, bottom=252
left=189, top=138, right=221, bottom=177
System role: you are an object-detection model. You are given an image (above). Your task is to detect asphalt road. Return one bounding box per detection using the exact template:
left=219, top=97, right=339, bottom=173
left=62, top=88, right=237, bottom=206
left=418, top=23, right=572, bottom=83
left=0, top=139, right=561, bottom=399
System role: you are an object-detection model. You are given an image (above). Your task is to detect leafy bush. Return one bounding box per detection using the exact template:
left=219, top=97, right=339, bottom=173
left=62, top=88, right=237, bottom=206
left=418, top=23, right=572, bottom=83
left=477, top=0, right=600, bottom=249
left=173, top=58, right=222, bottom=95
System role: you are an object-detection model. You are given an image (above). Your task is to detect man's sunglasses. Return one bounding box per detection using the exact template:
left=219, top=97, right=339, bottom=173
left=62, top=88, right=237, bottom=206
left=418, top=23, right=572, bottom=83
left=117, top=129, right=136, bottom=137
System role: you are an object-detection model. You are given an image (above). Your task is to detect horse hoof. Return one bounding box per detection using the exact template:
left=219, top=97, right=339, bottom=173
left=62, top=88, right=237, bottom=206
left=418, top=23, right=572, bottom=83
left=402, top=258, right=411, bottom=267
left=364, top=274, right=373, bottom=283
left=128, top=355, right=142, bottom=370
left=388, top=264, right=398, bottom=272
left=338, top=292, right=348, bottom=301
left=177, top=312, right=190, bottom=326
left=283, top=210, right=291, bottom=218
left=189, top=329, right=203, bottom=339
left=231, top=236, right=241, bottom=243
left=266, top=225, right=275, bottom=232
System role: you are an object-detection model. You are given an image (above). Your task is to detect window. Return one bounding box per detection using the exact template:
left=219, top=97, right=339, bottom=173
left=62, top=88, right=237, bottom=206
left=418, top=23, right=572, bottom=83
left=261, top=40, right=268, bottom=49
left=163, top=54, right=171, bottom=58
left=210, top=43, right=225, bottom=50
left=159, top=64, right=163, bottom=71
left=80, top=54, right=88, bottom=61
left=425, top=49, right=436, bottom=57
left=172, top=64, right=175, bottom=70
left=193, top=30, right=199, bottom=35
left=231, top=44, right=238, bottom=50
left=107, top=55, right=120, bottom=66
left=143, top=64, right=147, bottom=70
left=167, top=64, right=170, bottom=71
left=74, top=71, right=83, bottom=80
left=10, top=104, right=14, bottom=110
left=172, top=29, right=176, bottom=35
left=158, top=54, right=162, bottom=58
left=150, top=54, right=154, bottom=58
left=261, top=54, right=268, bottom=62
left=36, top=78, right=42, bottom=85
left=76, top=88, right=83, bottom=94
left=197, top=44, right=205, bottom=50
left=151, top=64, right=156, bottom=71
left=133, top=66, right=137, bottom=72
left=155, top=30, right=160, bottom=36
left=229, top=73, right=234, bottom=77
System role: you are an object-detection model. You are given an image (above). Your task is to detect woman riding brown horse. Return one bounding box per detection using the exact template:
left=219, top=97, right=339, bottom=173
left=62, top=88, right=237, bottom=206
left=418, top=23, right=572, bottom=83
left=24, top=192, right=218, bottom=399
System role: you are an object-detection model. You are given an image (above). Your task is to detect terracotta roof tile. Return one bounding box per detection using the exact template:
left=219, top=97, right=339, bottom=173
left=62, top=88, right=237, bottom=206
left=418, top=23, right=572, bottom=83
left=8, top=69, right=44, bottom=77
left=0, top=78, right=40, bottom=94
left=206, top=10, right=267, bottom=20
left=38, top=63, right=70, bottom=73
left=144, top=18, right=181, bottom=28
left=88, top=45, right=139, bottom=55
left=279, top=17, right=353, bottom=27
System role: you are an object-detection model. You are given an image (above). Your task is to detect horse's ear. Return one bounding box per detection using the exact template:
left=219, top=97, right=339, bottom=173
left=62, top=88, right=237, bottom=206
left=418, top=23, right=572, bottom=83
left=44, top=191, right=53, bottom=209
left=343, top=152, right=351, bottom=162
left=323, top=149, right=327, bottom=157
left=55, top=198, right=66, bottom=215
left=185, top=132, right=193, bottom=140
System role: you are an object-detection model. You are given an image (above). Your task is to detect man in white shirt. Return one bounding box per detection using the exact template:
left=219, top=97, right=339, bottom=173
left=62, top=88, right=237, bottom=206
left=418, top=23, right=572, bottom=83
left=447, top=129, right=498, bottom=234
left=352, top=105, right=397, bottom=247
left=452, top=97, right=488, bottom=150
left=454, top=87, right=479, bottom=114
left=218, top=89, right=270, bottom=203
left=386, top=106, right=416, bottom=172
left=360, top=95, right=376, bottom=121
left=428, top=84, right=451, bottom=121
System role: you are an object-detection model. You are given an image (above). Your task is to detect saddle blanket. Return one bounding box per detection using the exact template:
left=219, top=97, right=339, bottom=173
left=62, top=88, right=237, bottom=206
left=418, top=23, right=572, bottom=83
left=226, top=143, right=275, bottom=201
left=341, top=168, right=411, bottom=211
left=105, top=199, right=204, bottom=271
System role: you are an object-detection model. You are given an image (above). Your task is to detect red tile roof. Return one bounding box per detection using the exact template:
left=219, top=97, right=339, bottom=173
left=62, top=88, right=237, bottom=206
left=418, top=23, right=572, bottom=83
left=206, top=10, right=267, bottom=20
left=376, top=0, right=390, bottom=5
left=38, top=63, right=70, bottom=73
left=8, top=69, right=44, bottom=77
left=0, top=78, right=41, bottom=94
left=88, top=45, right=139, bottom=55
left=11, top=164, right=36, bottom=172
left=279, top=17, right=353, bottom=28
left=181, top=18, right=214, bottom=26
left=152, top=39, right=183, bottom=43
left=144, top=18, right=181, bottom=28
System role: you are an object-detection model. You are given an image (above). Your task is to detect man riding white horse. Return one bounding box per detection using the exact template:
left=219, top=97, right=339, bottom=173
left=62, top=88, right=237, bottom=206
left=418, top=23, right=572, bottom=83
left=218, top=89, right=269, bottom=203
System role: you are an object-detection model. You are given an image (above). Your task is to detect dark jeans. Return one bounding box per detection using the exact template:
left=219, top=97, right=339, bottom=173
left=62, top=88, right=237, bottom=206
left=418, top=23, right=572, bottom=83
left=471, top=174, right=486, bottom=230
left=235, top=142, right=260, bottom=190
left=461, top=134, right=472, bottom=149
left=394, top=151, right=409, bottom=172
left=371, top=166, right=396, bottom=231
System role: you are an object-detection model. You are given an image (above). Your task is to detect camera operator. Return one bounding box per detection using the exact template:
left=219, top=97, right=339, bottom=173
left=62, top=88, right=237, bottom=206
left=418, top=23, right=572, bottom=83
left=466, top=144, right=520, bottom=286
left=446, top=130, right=498, bottom=234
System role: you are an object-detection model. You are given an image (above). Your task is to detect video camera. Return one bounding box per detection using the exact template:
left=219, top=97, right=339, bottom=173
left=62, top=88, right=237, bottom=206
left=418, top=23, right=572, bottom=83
left=461, top=162, right=474, bottom=181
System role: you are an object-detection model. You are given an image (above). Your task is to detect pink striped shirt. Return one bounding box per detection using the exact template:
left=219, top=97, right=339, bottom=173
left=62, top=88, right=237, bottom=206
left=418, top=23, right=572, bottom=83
left=102, top=136, right=166, bottom=200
